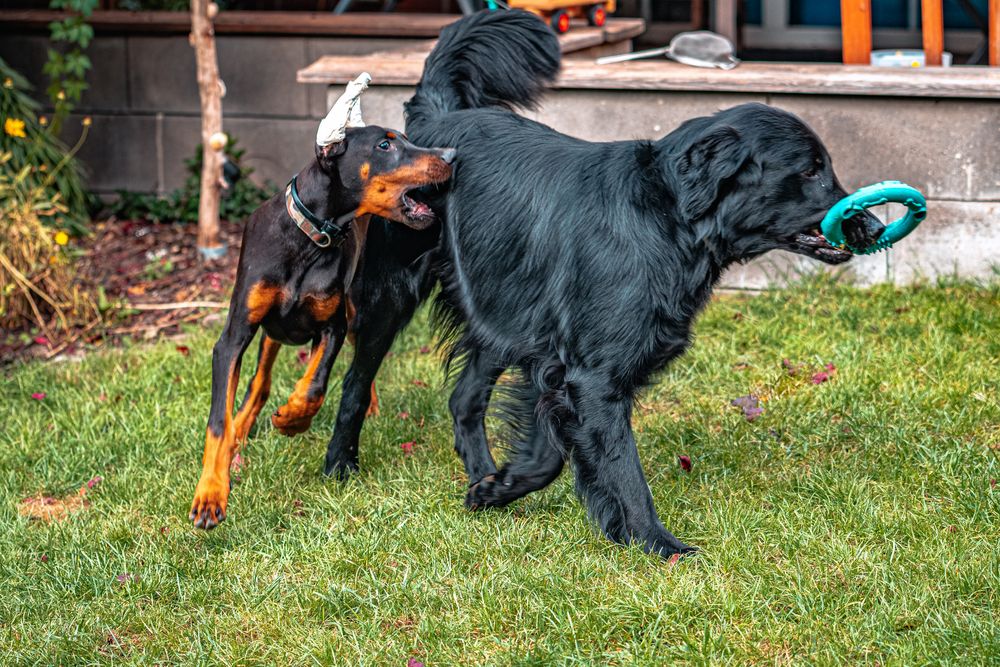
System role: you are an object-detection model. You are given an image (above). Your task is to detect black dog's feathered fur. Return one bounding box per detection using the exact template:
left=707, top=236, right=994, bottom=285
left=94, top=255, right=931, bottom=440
left=395, top=10, right=885, bottom=557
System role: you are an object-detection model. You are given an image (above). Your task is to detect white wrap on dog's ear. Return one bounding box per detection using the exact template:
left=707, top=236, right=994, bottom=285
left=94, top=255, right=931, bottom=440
left=316, top=72, right=371, bottom=147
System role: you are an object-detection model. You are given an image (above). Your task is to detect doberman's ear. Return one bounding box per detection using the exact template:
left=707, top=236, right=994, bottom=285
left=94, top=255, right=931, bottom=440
left=316, top=139, right=348, bottom=168
left=676, top=125, right=750, bottom=221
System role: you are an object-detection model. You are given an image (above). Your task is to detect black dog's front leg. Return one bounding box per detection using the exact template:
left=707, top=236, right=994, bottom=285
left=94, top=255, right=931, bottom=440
left=324, top=293, right=419, bottom=478
left=448, top=348, right=503, bottom=488
left=561, top=369, right=695, bottom=558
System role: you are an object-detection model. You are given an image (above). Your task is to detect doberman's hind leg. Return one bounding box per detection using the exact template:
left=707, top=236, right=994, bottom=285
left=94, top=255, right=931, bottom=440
left=232, top=335, right=281, bottom=444
left=272, top=321, right=347, bottom=437
left=190, top=318, right=257, bottom=530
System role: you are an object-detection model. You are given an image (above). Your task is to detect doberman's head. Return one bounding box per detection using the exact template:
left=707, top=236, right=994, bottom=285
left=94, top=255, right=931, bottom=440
left=315, top=73, right=454, bottom=229
left=317, top=126, right=455, bottom=230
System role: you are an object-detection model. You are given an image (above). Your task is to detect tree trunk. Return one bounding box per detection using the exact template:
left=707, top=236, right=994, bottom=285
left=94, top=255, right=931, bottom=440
left=190, top=0, right=224, bottom=257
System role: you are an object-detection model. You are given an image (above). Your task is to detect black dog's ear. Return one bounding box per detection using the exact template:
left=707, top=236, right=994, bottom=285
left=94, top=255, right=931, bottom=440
left=677, top=125, right=750, bottom=220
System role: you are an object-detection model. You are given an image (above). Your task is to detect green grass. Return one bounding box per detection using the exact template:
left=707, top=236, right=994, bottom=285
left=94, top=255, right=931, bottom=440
left=2, top=276, right=999, bottom=665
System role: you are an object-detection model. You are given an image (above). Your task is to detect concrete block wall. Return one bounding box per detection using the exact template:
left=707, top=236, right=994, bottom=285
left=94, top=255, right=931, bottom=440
left=0, top=32, right=425, bottom=194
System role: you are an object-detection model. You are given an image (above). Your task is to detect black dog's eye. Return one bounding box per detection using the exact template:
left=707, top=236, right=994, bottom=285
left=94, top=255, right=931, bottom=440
left=802, top=160, right=822, bottom=179
left=377, top=140, right=391, bottom=151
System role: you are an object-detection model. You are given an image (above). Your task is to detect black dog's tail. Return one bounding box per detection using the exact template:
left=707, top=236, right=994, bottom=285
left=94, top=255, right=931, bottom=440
left=405, top=10, right=561, bottom=126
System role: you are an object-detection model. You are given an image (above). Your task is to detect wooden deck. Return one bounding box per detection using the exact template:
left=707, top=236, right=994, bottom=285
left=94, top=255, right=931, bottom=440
left=299, top=55, right=1000, bottom=99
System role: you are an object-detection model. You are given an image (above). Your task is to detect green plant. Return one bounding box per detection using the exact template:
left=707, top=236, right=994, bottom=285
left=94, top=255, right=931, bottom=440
left=111, top=137, right=276, bottom=224
left=1, top=57, right=91, bottom=231
left=43, top=0, right=96, bottom=132
left=0, top=152, right=99, bottom=336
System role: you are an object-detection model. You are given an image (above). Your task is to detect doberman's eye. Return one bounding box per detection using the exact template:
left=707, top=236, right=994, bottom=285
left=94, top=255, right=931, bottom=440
left=377, top=140, right=391, bottom=151
left=802, top=159, right=822, bottom=179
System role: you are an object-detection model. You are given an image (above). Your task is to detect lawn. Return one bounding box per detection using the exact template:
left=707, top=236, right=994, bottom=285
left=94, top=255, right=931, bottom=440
left=2, top=276, right=999, bottom=665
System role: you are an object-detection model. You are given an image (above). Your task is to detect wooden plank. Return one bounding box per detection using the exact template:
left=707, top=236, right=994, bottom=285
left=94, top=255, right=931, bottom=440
left=991, top=0, right=1000, bottom=67
left=0, top=10, right=462, bottom=36
left=840, top=0, right=872, bottom=64
left=602, top=17, right=645, bottom=41
left=921, top=0, right=944, bottom=66
left=297, top=55, right=1000, bottom=99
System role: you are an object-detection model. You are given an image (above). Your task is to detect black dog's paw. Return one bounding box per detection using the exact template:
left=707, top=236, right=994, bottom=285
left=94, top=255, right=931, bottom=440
left=646, top=533, right=699, bottom=561
left=323, top=455, right=359, bottom=481
left=465, top=473, right=510, bottom=510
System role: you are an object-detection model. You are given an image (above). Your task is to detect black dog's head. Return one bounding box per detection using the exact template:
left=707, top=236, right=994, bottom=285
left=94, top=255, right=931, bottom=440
left=666, top=103, right=884, bottom=265
left=316, top=125, right=455, bottom=229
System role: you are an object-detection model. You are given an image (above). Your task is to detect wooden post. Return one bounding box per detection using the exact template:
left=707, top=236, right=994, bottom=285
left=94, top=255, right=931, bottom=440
left=990, top=0, right=999, bottom=66
left=712, top=0, right=738, bottom=48
left=921, top=0, right=944, bottom=66
left=190, top=0, right=225, bottom=258
left=840, top=0, right=872, bottom=64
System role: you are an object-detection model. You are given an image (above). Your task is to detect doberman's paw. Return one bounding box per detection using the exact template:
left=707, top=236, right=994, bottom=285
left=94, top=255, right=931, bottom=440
left=190, top=478, right=229, bottom=530
left=271, top=406, right=315, bottom=436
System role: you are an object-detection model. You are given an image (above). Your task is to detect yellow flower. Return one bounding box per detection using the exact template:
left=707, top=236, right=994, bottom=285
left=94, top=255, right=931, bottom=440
left=4, top=117, right=27, bottom=138
left=82, top=116, right=92, bottom=127
left=39, top=115, right=48, bottom=126
left=54, top=231, right=69, bottom=246
left=3, top=77, right=13, bottom=89
left=56, top=90, right=66, bottom=101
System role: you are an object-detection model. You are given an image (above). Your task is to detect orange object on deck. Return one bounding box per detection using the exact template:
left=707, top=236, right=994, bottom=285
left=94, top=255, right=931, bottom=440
left=840, top=0, right=872, bottom=64
left=508, top=0, right=616, bottom=34
left=921, top=0, right=944, bottom=66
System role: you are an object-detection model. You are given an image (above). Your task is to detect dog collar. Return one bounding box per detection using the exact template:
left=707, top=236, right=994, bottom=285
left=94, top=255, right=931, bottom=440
left=285, top=175, right=356, bottom=248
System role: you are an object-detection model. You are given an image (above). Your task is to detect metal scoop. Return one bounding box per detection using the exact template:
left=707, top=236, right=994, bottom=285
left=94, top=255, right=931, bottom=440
left=596, top=31, right=740, bottom=69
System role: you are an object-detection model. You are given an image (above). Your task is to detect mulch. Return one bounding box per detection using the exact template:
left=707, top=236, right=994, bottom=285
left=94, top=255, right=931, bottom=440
left=1, top=218, right=245, bottom=365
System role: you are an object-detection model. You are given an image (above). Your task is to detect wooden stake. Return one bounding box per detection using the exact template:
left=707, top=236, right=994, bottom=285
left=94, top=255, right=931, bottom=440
left=840, top=0, right=872, bottom=65
left=921, top=0, right=944, bottom=66
left=190, top=0, right=224, bottom=257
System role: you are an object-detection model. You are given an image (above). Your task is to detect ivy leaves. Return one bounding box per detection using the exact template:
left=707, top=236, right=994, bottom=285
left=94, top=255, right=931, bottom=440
left=44, top=0, right=98, bottom=130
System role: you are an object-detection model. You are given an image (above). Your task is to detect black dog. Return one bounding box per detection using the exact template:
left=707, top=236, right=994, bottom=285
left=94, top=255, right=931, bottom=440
left=393, top=10, right=886, bottom=557
left=189, top=100, right=454, bottom=529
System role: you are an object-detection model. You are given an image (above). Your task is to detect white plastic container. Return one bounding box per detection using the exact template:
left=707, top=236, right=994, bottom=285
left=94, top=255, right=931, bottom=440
left=870, top=49, right=953, bottom=67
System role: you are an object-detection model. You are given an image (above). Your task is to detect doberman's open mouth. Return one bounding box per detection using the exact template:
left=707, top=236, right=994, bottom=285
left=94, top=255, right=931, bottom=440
left=402, top=187, right=436, bottom=223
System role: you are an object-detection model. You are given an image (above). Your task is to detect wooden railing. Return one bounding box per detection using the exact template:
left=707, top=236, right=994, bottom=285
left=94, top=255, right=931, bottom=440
left=840, top=0, right=999, bottom=66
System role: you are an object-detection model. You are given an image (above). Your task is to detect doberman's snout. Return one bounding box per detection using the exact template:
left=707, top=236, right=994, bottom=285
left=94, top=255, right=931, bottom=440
left=438, top=148, right=457, bottom=165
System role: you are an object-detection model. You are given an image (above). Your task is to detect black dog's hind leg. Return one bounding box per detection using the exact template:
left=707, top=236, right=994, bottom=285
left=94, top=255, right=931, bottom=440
left=465, top=419, right=565, bottom=510
left=324, top=301, right=413, bottom=478
left=448, top=348, right=503, bottom=488
left=561, top=368, right=695, bottom=558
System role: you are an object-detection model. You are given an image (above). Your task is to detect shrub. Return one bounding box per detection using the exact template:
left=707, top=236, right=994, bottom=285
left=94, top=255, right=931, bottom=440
left=110, top=137, right=276, bottom=224
left=0, top=152, right=99, bottom=336
left=1, top=57, right=91, bottom=232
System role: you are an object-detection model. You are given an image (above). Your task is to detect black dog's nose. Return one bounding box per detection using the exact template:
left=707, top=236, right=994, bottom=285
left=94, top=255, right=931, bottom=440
left=439, top=148, right=457, bottom=164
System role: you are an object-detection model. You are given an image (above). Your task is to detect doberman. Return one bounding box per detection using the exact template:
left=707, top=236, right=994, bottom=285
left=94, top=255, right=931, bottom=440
left=189, top=89, right=454, bottom=529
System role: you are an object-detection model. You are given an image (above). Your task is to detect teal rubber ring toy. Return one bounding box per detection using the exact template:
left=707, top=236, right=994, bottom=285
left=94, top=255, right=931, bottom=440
left=820, top=181, right=927, bottom=255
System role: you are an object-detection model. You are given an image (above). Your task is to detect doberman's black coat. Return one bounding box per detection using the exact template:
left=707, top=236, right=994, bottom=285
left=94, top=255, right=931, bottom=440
left=321, top=10, right=885, bottom=558
left=190, top=126, right=453, bottom=529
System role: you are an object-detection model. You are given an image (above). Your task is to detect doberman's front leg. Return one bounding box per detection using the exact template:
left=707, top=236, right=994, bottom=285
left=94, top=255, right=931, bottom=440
left=271, top=319, right=347, bottom=437
left=233, top=335, right=282, bottom=444
left=190, top=319, right=256, bottom=530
